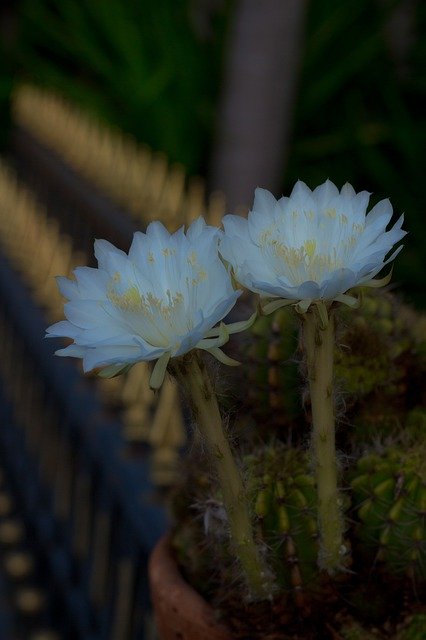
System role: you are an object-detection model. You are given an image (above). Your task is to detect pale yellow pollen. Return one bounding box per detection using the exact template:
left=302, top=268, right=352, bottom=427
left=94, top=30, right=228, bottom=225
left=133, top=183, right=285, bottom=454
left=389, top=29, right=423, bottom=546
left=197, top=269, right=207, bottom=282
left=325, top=208, right=337, bottom=218
left=352, top=223, right=364, bottom=234
left=304, top=239, right=316, bottom=257
left=186, top=268, right=208, bottom=287
left=108, top=285, right=142, bottom=311
left=270, top=238, right=345, bottom=283
left=273, top=243, right=304, bottom=267
left=162, top=247, right=176, bottom=257
left=187, top=251, right=197, bottom=266
left=108, top=281, right=185, bottom=322
left=259, top=227, right=274, bottom=247
left=339, top=213, right=348, bottom=225
left=147, top=252, right=155, bottom=263
left=112, top=271, right=121, bottom=282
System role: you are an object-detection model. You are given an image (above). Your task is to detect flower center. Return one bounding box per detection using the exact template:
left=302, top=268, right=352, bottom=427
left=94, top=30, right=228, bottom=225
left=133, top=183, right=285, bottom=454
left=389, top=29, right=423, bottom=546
left=107, top=278, right=190, bottom=350
left=108, top=283, right=184, bottom=319
left=258, top=208, right=366, bottom=285
left=271, top=240, right=344, bottom=283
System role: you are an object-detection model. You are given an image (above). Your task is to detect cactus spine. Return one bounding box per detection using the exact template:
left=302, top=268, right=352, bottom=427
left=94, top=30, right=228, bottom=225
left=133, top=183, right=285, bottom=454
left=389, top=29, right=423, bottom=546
left=248, top=445, right=319, bottom=602
left=350, top=446, right=426, bottom=582
left=243, top=308, right=301, bottom=431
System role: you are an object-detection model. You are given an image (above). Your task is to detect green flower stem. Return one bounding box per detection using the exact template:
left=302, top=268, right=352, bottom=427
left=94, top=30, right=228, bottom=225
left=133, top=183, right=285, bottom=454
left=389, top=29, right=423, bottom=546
left=303, top=307, right=345, bottom=573
left=174, top=353, right=268, bottom=599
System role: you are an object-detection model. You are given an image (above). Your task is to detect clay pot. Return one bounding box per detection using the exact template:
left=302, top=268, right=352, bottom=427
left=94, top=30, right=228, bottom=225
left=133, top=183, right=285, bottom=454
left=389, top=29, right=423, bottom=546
left=149, top=534, right=233, bottom=640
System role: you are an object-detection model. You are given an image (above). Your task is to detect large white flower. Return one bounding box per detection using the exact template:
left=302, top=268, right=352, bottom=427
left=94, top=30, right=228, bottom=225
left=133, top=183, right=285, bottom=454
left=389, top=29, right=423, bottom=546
left=220, top=180, right=406, bottom=311
left=46, top=218, right=245, bottom=388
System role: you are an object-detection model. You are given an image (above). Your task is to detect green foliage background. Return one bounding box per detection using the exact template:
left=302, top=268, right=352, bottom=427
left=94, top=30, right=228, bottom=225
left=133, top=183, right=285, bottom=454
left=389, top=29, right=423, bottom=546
left=0, top=0, right=424, bottom=305
left=286, top=0, right=425, bottom=307
left=5, top=0, right=231, bottom=174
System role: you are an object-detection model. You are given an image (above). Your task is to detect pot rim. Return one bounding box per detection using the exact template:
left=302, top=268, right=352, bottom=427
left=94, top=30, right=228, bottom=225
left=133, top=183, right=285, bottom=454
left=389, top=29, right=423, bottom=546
left=148, top=533, right=234, bottom=640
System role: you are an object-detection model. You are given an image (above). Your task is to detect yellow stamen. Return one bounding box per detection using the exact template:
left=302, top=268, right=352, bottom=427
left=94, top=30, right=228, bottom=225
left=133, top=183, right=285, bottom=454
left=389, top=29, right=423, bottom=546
left=304, top=239, right=316, bottom=257
left=187, top=251, right=197, bottom=266
left=108, top=285, right=142, bottom=311
left=108, top=282, right=184, bottom=323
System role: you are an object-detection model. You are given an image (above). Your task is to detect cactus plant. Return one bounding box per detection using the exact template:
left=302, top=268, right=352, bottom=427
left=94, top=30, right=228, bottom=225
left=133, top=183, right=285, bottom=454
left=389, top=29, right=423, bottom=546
left=171, top=291, right=425, bottom=637
left=172, top=442, right=358, bottom=621
left=239, top=308, right=302, bottom=433
left=247, top=445, right=321, bottom=602
left=172, top=444, right=322, bottom=608
left=350, top=444, right=425, bottom=583
left=395, top=613, right=426, bottom=640
left=335, top=612, right=426, bottom=640
left=335, top=292, right=426, bottom=443
left=237, top=290, right=426, bottom=446
left=47, top=178, right=423, bottom=637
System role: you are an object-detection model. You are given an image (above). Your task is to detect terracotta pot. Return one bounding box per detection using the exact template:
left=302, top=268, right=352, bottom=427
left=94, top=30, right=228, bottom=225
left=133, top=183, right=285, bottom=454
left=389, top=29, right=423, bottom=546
left=149, top=534, right=234, bottom=640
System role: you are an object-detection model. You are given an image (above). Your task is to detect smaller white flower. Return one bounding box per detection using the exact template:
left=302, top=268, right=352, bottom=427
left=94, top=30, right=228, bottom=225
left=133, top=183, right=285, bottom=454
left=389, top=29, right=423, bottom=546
left=46, top=218, right=249, bottom=389
left=220, top=180, right=406, bottom=312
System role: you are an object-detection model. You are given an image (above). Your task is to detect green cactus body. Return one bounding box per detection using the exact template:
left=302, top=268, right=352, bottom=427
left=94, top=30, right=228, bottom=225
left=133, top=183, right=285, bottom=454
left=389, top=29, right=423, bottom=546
left=244, top=309, right=302, bottom=430
left=247, top=445, right=320, bottom=600
left=239, top=291, right=425, bottom=445
left=350, top=447, right=425, bottom=582
left=338, top=619, right=379, bottom=640
left=171, top=444, right=324, bottom=609
left=337, top=614, right=426, bottom=640
left=395, top=613, right=426, bottom=640
left=336, top=292, right=426, bottom=443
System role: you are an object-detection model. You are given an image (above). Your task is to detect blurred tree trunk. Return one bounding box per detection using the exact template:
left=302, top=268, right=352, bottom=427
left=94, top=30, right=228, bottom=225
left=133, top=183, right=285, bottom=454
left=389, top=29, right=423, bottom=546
left=378, top=0, right=419, bottom=76
left=209, top=0, right=309, bottom=210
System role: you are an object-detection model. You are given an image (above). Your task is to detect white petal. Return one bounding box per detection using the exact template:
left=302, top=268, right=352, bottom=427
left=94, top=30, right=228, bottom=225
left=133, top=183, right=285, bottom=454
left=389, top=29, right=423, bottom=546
left=319, top=269, right=357, bottom=299
left=56, top=276, right=79, bottom=300
left=186, top=216, right=210, bottom=241
left=365, top=198, right=393, bottom=230
left=128, top=230, right=150, bottom=265
left=252, top=188, right=277, bottom=215
left=94, top=239, right=127, bottom=271
left=46, top=320, right=81, bottom=338
left=55, top=344, right=86, bottom=358
left=74, top=267, right=109, bottom=298
left=222, top=214, right=249, bottom=237
left=146, top=220, right=172, bottom=246
left=294, top=280, right=322, bottom=300
left=351, top=189, right=371, bottom=214
left=290, top=180, right=312, bottom=199
left=81, top=345, right=151, bottom=373
left=247, top=209, right=273, bottom=244
left=64, top=300, right=105, bottom=329
left=340, top=182, right=356, bottom=198
left=357, top=245, right=404, bottom=284
left=313, top=179, right=340, bottom=208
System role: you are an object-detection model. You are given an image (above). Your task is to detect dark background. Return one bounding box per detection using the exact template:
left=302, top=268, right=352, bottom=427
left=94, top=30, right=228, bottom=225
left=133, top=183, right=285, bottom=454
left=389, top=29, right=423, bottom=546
left=0, top=0, right=424, bottom=307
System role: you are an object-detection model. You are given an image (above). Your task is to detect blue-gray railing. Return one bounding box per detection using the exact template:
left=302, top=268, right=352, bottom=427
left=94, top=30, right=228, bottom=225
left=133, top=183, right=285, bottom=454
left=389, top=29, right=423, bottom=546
left=0, top=127, right=171, bottom=638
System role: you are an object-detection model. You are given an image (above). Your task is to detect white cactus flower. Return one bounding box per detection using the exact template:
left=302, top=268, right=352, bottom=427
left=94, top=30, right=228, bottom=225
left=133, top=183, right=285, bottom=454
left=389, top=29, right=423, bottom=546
left=220, top=180, right=406, bottom=313
left=46, top=218, right=247, bottom=389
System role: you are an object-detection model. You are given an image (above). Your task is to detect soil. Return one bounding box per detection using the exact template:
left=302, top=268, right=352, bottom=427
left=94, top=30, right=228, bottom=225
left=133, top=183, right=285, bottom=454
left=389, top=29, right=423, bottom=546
left=202, top=572, right=426, bottom=640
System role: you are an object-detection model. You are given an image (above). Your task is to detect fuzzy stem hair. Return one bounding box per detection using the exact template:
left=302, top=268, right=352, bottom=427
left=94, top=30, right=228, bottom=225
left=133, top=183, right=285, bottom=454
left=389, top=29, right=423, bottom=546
left=173, top=352, right=269, bottom=599
left=303, top=306, right=346, bottom=573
